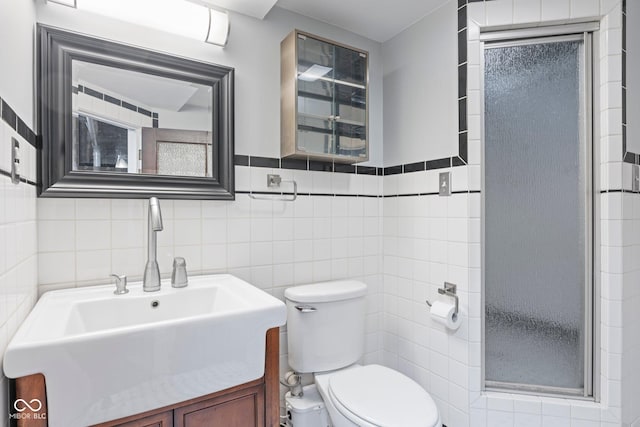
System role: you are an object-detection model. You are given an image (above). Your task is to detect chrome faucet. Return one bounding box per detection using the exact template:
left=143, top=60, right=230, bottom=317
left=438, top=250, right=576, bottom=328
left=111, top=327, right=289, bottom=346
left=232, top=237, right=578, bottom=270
left=143, top=197, right=163, bottom=292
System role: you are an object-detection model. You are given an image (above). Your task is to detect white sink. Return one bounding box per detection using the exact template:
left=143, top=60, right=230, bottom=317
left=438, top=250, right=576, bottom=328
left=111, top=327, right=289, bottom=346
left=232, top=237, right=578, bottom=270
left=3, top=274, right=286, bottom=427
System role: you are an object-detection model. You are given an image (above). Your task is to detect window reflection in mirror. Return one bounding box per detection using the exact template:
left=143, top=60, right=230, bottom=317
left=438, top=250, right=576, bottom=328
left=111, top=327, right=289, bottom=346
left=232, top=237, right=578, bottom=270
left=72, top=61, right=213, bottom=177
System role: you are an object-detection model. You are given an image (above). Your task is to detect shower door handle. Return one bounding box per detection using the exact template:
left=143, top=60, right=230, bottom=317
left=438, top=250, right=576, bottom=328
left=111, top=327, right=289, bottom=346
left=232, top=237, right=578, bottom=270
left=295, top=305, right=317, bottom=313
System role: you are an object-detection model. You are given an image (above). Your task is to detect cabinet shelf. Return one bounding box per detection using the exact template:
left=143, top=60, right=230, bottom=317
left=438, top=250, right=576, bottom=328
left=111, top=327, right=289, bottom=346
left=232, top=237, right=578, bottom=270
left=281, top=30, right=369, bottom=164
left=297, top=89, right=366, bottom=109
left=298, top=74, right=365, bottom=90
left=297, top=112, right=366, bottom=127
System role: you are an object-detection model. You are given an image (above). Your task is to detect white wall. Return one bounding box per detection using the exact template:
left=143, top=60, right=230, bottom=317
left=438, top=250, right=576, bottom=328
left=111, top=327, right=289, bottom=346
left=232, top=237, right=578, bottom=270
left=0, top=1, right=38, bottom=425
left=156, top=108, right=211, bottom=132
left=0, top=0, right=36, bottom=126
left=382, top=0, right=458, bottom=167
left=35, top=4, right=384, bottom=167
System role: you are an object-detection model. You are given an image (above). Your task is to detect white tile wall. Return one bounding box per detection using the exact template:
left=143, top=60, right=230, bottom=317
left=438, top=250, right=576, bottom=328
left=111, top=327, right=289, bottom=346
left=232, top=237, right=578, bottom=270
left=378, top=0, right=635, bottom=425
left=621, top=190, right=640, bottom=425
left=36, top=167, right=384, bottom=409
left=381, top=167, right=472, bottom=425
left=463, top=0, right=627, bottom=425
left=0, top=120, right=38, bottom=427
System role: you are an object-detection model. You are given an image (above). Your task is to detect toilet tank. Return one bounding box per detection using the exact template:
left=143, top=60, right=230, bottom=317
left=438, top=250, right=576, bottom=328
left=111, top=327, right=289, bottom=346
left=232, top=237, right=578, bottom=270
left=285, top=280, right=367, bottom=374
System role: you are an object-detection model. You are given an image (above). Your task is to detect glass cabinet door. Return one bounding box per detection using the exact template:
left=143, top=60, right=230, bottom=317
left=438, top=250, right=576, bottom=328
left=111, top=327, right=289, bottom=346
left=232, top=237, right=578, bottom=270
left=281, top=31, right=368, bottom=163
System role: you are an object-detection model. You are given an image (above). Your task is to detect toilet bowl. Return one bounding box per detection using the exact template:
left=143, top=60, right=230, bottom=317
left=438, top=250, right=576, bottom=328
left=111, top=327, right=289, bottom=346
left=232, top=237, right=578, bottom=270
left=285, top=280, right=441, bottom=427
left=314, top=364, right=441, bottom=427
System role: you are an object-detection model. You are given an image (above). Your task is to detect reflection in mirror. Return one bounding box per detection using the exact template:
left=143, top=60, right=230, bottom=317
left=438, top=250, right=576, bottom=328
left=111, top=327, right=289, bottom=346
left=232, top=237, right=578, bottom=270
left=72, top=61, right=213, bottom=177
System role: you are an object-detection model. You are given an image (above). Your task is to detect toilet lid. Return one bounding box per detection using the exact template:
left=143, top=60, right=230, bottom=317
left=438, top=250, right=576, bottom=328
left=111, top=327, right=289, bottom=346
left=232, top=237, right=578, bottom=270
left=328, top=365, right=439, bottom=427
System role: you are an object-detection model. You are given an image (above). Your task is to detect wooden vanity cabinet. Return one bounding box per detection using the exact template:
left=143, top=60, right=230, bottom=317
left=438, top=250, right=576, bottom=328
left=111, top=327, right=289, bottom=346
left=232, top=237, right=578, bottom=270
left=110, top=411, right=173, bottom=427
left=13, top=328, right=280, bottom=427
left=173, top=383, right=264, bottom=427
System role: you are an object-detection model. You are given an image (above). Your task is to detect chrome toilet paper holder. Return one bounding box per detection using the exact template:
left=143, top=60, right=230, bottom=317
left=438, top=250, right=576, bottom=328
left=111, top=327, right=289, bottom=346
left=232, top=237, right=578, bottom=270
left=425, top=282, right=459, bottom=317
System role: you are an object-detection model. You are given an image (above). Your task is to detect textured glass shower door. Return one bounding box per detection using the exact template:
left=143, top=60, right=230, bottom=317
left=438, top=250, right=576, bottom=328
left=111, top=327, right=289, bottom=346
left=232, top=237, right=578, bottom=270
left=483, top=34, right=592, bottom=395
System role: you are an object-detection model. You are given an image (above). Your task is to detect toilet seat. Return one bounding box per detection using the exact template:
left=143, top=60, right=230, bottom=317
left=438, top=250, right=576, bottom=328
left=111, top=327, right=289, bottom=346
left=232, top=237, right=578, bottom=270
left=326, top=364, right=440, bottom=427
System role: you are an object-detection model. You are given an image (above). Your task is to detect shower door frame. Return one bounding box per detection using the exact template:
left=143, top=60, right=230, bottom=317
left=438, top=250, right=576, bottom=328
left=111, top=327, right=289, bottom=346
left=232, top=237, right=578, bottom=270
left=479, top=23, right=600, bottom=400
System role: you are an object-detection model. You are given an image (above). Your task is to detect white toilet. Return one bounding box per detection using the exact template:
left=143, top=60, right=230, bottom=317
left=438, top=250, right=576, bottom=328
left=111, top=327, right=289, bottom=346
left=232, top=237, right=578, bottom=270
left=285, top=280, right=441, bottom=427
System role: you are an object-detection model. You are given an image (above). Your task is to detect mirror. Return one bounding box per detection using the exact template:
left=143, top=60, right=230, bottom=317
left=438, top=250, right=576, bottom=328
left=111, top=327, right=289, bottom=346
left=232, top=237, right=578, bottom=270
left=38, top=25, right=234, bottom=199
left=625, top=0, right=640, bottom=160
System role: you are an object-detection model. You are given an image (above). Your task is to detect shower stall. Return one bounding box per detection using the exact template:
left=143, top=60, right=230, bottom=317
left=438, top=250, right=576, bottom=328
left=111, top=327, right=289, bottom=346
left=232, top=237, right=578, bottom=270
left=481, top=24, right=597, bottom=398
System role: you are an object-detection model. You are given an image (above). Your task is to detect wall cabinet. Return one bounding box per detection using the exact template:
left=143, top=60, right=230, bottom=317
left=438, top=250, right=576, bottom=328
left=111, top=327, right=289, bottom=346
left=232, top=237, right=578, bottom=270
left=281, top=30, right=369, bottom=164
left=12, top=328, right=280, bottom=427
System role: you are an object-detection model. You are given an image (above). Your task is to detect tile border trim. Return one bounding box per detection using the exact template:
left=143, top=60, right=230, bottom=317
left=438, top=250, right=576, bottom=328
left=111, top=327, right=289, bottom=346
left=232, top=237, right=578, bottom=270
left=235, top=189, right=481, bottom=198
left=236, top=190, right=380, bottom=198
left=0, top=96, right=37, bottom=148
left=600, top=188, right=640, bottom=194
left=234, top=155, right=467, bottom=176
left=74, top=85, right=160, bottom=127
left=0, top=95, right=38, bottom=187
left=0, top=167, right=38, bottom=187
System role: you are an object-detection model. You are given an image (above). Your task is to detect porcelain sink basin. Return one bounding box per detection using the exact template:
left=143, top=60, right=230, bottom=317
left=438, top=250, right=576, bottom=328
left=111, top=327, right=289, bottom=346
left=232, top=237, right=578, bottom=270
left=3, top=274, right=286, bottom=427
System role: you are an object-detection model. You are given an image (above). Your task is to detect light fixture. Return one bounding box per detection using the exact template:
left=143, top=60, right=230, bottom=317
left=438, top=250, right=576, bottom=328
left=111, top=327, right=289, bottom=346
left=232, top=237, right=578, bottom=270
left=45, top=0, right=230, bottom=47
left=298, top=65, right=332, bottom=82
left=46, top=0, right=76, bottom=6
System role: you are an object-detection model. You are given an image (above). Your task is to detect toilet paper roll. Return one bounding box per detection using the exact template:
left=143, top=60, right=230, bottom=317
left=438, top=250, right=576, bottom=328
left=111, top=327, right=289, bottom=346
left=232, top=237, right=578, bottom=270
left=430, top=300, right=462, bottom=330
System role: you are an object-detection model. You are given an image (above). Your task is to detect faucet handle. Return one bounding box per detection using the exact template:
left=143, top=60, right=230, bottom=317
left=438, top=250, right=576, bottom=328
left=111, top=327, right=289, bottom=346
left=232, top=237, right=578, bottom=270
left=111, top=274, right=129, bottom=295
left=171, top=257, right=188, bottom=288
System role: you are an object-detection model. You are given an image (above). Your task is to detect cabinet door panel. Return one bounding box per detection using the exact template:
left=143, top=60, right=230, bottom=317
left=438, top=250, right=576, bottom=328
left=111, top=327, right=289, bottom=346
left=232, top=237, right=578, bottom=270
left=110, top=411, right=173, bottom=427
left=174, top=385, right=264, bottom=427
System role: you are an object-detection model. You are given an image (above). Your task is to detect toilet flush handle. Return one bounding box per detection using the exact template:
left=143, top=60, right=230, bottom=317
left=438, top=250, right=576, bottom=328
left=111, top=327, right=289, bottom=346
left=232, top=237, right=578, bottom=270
left=295, top=305, right=317, bottom=313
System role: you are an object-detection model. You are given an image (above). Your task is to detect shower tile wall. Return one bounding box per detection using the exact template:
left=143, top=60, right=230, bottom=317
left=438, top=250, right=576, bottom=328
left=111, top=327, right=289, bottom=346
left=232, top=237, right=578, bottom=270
left=380, top=0, right=634, bottom=426
left=465, top=0, right=626, bottom=426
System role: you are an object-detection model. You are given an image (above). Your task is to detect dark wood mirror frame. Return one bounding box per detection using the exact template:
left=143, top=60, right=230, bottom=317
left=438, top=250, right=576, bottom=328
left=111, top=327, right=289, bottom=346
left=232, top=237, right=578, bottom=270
left=37, top=24, right=235, bottom=199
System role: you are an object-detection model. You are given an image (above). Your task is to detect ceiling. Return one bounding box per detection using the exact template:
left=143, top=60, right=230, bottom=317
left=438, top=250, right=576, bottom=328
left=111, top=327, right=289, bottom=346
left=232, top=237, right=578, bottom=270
left=196, top=0, right=450, bottom=43
left=274, top=0, right=449, bottom=42
left=74, top=62, right=211, bottom=112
